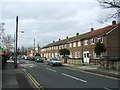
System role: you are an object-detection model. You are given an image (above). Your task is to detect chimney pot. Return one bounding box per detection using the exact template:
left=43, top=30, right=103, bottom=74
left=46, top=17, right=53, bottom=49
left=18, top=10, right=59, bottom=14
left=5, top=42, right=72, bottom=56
left=76, top=33, right=79, bottom=36
left=66, top=36, right=68, bottom=39
left=59, top=39, right=61, bottom=41
left=91, top=28, right=94, bottom=31
left=112, top=20, right=116, bottom=25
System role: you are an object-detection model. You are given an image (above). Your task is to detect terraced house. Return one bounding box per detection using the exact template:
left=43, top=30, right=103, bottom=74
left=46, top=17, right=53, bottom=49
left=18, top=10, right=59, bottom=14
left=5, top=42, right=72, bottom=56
left=41, top=21, right=120, bottom=63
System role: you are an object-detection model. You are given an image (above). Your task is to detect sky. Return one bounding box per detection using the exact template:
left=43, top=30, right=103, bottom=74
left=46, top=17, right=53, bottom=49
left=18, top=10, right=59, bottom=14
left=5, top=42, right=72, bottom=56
left=0, top=0, right=115, bottom=48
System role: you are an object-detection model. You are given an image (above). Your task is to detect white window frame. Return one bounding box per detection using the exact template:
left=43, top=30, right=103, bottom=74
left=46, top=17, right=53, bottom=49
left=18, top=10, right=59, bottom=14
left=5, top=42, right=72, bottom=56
left=78, top=41, right=81, bottom=46
left=84, top=39, right=88, bottom=46
left=64, top=44, right=67, bottom=48
left=97, top=37, right=103, bottom=43
left=59, top=45, right=62, bottom=49
left=75, top=52, right=77, bottom=58
left=73, top=42, right=76, bottom=47
left=91, top=37, right=95, bottom=45
left=62, top=45, right=64, bottom=49
left=69, top=43, right=72, bottom=48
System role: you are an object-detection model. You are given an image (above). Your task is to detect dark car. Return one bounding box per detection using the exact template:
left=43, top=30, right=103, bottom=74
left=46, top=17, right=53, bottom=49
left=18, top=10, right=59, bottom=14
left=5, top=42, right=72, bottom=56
left=27, top=56, right=35, bottom=61
left=34, top=56, right=43, bottom=62
left=47, top=58, right=62, bottom=66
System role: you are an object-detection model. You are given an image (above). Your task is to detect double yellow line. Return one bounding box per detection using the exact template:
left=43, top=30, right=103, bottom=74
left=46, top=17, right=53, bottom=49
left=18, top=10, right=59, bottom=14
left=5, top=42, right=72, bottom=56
left=23, top=69, right=44, bottom=90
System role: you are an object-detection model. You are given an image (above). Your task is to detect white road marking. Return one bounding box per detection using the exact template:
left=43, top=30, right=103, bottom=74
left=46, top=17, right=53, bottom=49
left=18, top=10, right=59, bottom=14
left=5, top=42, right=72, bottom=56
left=104, top=87, right=111, bottom=90
left=22, top=69, right=26, bottom=72
left=46, top=68, right=57, bottom=72
left=29, top=66, right=34, bottom=67
left=62, top=73, right=87, bottom=83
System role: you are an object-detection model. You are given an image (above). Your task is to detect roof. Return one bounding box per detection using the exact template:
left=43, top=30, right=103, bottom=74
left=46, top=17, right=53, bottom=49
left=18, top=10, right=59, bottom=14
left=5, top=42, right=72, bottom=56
left=87, top=24, right=119, bottom=38
left=43, top=23, right=119, bottom=48
left=43, top=32, right=90, bottom=48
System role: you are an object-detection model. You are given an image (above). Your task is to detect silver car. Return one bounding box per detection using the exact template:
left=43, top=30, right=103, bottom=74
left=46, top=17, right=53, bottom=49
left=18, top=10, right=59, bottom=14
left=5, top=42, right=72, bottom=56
left=34, top=56, right=43, bottom=62
left=47, top=58, right=62, bottom=66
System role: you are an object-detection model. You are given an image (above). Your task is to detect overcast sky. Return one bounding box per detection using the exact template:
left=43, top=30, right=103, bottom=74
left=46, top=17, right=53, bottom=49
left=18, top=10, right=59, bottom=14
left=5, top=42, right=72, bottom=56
left=1, top=0, right=115, bottom=48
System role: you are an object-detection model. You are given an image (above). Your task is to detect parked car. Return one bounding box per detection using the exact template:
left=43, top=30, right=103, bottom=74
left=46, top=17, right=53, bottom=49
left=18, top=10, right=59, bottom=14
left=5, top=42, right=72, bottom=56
left=29, top=56, right=35, bottom=61
left=47, top=58, right=62, bottom=66
left=34, top=56, right=43, bottom=62
left=24, top=56, right=28, bottom=60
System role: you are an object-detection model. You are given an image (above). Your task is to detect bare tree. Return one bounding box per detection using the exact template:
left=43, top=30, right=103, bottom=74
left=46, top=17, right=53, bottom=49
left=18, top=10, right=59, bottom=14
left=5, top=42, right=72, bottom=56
left=3, top=34, right=14, bottom=50
left=97, top=0, right=120, bottom=22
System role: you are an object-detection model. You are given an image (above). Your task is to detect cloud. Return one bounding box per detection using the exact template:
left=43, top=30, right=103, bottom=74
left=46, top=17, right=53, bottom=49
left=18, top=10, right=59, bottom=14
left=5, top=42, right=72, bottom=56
left=1, top=0, right=115, bottom=48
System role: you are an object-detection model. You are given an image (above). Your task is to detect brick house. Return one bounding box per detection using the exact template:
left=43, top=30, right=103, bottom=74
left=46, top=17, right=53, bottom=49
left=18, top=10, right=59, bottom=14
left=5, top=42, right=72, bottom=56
left=41, top=21, right=120, bottom=63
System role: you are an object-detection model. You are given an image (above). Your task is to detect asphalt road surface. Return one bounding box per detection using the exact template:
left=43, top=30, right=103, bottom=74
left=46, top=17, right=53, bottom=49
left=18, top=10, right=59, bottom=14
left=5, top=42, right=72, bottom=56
left=19, top=59, right=119, bottom=90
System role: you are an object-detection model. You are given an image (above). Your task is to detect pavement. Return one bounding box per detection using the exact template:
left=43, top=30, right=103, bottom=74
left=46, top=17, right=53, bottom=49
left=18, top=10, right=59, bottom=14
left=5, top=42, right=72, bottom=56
left=1, top=59, right=120, bottom=90
left=63, top=63, right=120, bottom=79
left=2, top=60, right=34, bottom=90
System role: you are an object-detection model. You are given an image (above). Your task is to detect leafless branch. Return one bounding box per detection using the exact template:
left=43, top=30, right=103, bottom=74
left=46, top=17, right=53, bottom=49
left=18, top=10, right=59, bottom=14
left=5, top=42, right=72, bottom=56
left=98, top=0, right=120, bottom=9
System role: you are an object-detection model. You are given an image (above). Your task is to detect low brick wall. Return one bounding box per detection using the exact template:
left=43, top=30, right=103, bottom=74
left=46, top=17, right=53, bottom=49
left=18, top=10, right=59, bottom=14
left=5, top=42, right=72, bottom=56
left=100, top=60, right=120, bottom=71
left=61, top=58, right=83, bottom=65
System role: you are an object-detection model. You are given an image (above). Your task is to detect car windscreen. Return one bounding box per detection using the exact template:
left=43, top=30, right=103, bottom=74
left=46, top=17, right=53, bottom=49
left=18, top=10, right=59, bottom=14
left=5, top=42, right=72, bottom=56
left=51, top=58, right=59, bottom=61
left=35, top=56, right=42, bottom=59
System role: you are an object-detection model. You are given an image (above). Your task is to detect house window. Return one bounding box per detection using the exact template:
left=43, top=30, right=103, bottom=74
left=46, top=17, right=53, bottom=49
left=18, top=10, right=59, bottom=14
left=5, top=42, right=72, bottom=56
left=78, top=41, right=81, bottom=46
left=64, top=44, right=67, bottom=48
left=62, top=45, right=64, bottom=49
left=75, top=52, right=77, bottom=58
left=75, top=51, right=80, bottom=58
left=84, top=39, right=88, bottom=46
left=97, top=37, right=103, bottom=43
left=52, top=47, right=54, bottom=50
left=49, top=53, right=51, bottom=58
left=59, top=45, right=62, bottom=49
left=91, top=37, right=95, bottom=45
left=56, top=46, right=58, bottom=50
left=69, top=43, right=72, bottom=48
left=73, top=42, right=76, bottom=47
left=52, top=53, right=54, bottom=57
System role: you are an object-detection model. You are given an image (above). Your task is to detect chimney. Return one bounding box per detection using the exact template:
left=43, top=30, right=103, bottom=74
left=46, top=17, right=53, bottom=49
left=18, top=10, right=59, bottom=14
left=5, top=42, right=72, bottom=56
left=76, top=33, right=79, bottom=36
left=53, top=41, right=55, bottom=43
left=91, top=28, right=94, bottom=32
left=66, top=36, right=68, bottom=39
left=112, top=20, right=116, bottom=25
left=59, top=39, right=61, bottom=41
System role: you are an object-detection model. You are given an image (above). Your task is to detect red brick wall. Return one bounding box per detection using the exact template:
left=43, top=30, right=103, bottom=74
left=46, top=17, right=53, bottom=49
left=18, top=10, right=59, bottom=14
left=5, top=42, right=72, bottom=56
left=107, top=28, right=119, bottom=57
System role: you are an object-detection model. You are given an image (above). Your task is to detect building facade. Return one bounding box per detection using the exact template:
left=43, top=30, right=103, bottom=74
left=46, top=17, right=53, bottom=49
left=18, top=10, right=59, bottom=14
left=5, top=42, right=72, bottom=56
left=41, top=21, right=120, bottom=63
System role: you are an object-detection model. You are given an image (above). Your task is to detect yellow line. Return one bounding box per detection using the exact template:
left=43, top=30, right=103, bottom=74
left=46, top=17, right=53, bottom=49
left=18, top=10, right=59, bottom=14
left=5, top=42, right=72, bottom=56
left=65, top=67, right=120, bottom=80
left=26, top=73, right=39, bottom=90
left=21, top=69, right=44, bottom=90
left=28, top=73, right=40, bottom=86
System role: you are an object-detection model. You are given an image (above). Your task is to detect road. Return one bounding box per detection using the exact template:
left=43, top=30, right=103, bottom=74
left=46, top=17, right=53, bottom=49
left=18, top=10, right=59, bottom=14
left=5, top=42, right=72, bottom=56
left=19, top=59, right=119, bottom=90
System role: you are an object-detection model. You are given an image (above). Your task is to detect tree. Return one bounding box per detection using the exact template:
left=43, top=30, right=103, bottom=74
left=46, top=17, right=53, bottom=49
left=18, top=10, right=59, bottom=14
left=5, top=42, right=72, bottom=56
left=97, top=0, right=120, bottom=22
left=94, top=42, right=106, bottom=56
left=3, top=34, right=14, bottom=50
left=59, top=49, right=70, bottom=63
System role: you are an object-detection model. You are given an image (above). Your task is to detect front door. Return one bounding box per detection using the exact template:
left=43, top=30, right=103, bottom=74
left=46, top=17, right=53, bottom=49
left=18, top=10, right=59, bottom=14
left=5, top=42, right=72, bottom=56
left=83, top=51, right=89, bottom=63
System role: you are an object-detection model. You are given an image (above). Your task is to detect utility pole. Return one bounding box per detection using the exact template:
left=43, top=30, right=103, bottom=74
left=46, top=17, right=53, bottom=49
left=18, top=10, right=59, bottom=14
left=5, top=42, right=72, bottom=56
left=15, top=16, right=18, bottom=68
left=14, top=33, right=15, bottom=64
left=38, top=42, right=39, bottom=53
left=34, top=38, right=35, bottom=56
